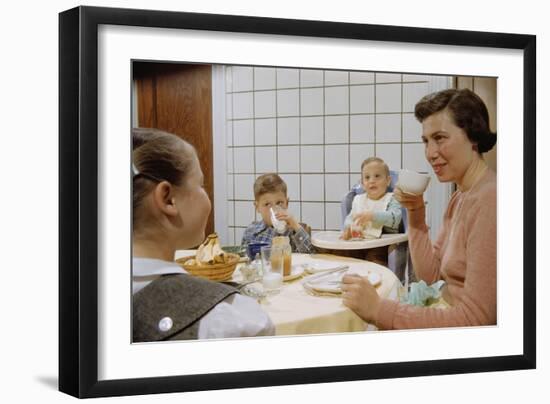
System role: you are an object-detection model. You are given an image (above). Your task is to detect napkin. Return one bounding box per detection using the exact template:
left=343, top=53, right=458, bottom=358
left=400, top=280, right=445, bottom=306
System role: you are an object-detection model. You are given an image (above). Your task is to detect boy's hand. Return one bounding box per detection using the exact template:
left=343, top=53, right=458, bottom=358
left=275, top=210, right=300, bottom=230
left=352, top=211, right=374, bottom=227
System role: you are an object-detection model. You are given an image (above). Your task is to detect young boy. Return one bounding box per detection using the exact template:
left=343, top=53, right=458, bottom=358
left=241, top=173, right=315, bottom=253
left=341, top=157, right=402, bottom=265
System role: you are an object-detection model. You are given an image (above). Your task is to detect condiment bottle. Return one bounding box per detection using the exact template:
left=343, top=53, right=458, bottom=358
left=272, top=236, right=292, bottom=277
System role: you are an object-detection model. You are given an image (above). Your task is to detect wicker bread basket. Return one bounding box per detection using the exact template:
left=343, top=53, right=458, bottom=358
left=175, top=253, right=240, bottom=281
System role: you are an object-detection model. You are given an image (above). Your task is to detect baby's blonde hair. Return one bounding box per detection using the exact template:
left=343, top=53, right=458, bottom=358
left=360, top=157, right=390, bottom=177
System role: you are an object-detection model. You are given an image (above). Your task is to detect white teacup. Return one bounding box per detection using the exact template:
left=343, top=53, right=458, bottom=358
left=396, top=169, right=431, bottom=195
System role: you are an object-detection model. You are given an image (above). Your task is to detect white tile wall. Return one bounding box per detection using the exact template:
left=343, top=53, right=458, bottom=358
left=325, top=115, right=348, bottom=144
left=403, top=82, right=431, bottom=113
left=233, top=147, right=254, bottom=173
left=301, top=145, right=324, bottom=173
left=235, top=201, right=255, bottom=226
left=277, top=117, right=300, bottom=145
left=255, top=119, right=276, bottom=145
left=280, top=174, right=301, bottom=201
left=376, top=73, right=402, bottom=83
left=403, top=74, right=432, bottom=82
left=277, top=89, right=300, bottom=117
left=300, top=69, right=323, bottom=87
left=376, top=114, right=402, bottom=143
left=324, top=145, right=348, bottom=172
left=376, top=143, right=402, bottom=171
left=325, top=86, right=349, bottom=115
left=226, top=120, right=233, bottom=146
left=403, top=113, right=423, bottom=142
left=325, top=70, right=349, bottom=86
left=403, top=143, right=429, bottom=172
left=254, top=91, right=276, bottom=118
left=227, top=201, right=235, bottom=226
left=226, top=174, right=234, bottom=199
left=277, top=68, right=299, bottom=88
left=277, top=146, right=300, bottom=173
left=235, top=228, right=245, bottom=245
left=301, top=202, right=325, bottom=230
left=350, top=144, right=375, bottom=173
left=350, top=114, right=375, bottom=143
left=325, top=202, right=343, bottom=230
left=287, top=203, right=301, bottom=225
left=225, top=65, right=440, bottom=234
left=233, top=92, right=253, bottom=119
left=325, top=174, right=350, bottom=202
left=225, top=94, right=233, bottom=120
left=376, top=84, right=402, bottom=113
left=255, top=147, right=277, bottom=173
left=234, top=174, right=255, bottom=200
left=225, top=66, right=233, bottom=92
left=226, top=148, right=234, bottom=173
left=301, top=117, right=323, bottom=144
left=226, top=228, right=235, bottom=245
left=301, top=88, right=324, bottom=116
left=350, top=85, right=375, bottom=114
left=254, top=67, right=276, bottom=90
left=232, top=67, right=253, bottom=92
left=350, top=72, right=374, bottom=84
left=301, top=174, right=325, bottom=201
left=233, top=119, right=254, bottom=146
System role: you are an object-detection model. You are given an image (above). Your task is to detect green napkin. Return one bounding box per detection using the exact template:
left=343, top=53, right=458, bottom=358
left=400, top=280, right=445, bottom=306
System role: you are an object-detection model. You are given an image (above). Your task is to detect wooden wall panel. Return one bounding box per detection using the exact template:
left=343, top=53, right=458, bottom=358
left=134, top=63, right=215, bottom=238
left=455, top=76, right=497, bottom=172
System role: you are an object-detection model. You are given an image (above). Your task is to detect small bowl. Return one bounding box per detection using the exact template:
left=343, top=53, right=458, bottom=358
left=396, top=169, right=431, bottom=195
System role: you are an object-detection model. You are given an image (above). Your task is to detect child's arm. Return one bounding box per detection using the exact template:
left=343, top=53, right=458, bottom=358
left=275, top=210, right=316, bottom=253
left=343, top=195, right=362, bottom=228
left=371, top=195, right=402, bottom=231
left=289, top=226, right=316, bottom=254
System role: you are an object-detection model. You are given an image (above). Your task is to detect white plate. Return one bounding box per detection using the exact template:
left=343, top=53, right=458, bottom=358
left=303, top=261, right=348, bottom=274
left=283, top=265, right=305, bottom=282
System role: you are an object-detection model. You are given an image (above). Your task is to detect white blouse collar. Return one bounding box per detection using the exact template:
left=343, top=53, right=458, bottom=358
left=132, top=257, right=187, bottom=277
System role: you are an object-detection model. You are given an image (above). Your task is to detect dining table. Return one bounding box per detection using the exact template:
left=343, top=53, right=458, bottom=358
left=175, top=250, right=403, bottom=336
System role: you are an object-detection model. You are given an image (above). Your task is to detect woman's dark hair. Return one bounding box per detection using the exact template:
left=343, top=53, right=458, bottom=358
left=414, top=88, right=496, bottom=154
left=132, top=128, right=196, bottom=228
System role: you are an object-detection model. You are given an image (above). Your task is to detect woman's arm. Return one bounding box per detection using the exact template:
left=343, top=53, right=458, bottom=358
left=377, top=191, right=497, bottom=329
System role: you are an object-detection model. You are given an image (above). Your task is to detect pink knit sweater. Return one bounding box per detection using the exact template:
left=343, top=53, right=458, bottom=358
left=376, top=170, right=497, bottom=330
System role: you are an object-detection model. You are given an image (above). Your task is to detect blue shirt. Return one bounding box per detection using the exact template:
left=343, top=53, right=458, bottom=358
left=241, top=221, right=315, bottom=253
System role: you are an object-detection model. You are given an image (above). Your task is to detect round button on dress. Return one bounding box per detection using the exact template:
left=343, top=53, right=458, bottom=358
left=158, top=317, right=173, bottom=332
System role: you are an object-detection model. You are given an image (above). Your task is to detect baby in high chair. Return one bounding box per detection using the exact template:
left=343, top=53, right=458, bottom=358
left=342, top=157, right=402, bottom=240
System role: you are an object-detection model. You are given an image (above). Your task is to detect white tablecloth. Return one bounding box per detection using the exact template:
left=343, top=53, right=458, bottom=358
left=247, top=254, right=401, bottom=335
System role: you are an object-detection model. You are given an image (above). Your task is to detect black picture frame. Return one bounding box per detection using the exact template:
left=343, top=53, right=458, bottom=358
left=59, top=5, right=536, bottom=399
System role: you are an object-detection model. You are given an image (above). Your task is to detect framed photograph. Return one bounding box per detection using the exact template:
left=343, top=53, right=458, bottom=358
left=59, top=6, right=536, bottom=398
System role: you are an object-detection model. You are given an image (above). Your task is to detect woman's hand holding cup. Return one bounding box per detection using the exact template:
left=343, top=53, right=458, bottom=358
left=394, top=187, right=425, bottom=211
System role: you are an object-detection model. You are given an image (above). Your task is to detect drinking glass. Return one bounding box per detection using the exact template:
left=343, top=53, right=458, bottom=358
left=260, top=246, right=283, bottom=292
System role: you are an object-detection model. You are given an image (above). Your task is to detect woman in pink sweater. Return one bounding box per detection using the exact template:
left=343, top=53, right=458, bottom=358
left=342, top=89, right=497, bottom=329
